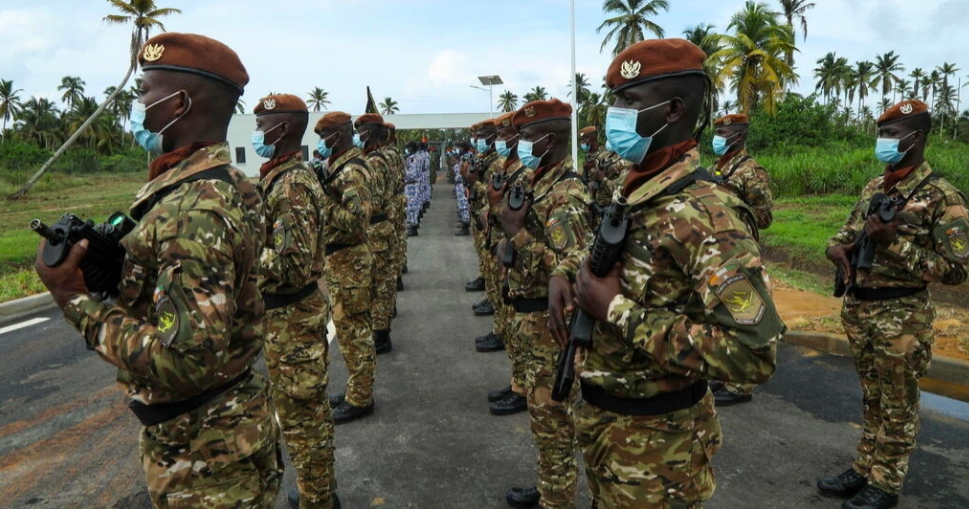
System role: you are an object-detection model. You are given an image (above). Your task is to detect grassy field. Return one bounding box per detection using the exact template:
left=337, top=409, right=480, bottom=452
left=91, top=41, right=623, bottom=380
left=0, top=172, right=145, bottom=302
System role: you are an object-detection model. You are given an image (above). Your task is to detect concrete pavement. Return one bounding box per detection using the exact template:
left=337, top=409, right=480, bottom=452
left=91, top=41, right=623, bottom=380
left=1, top=182, right=967, bottom=509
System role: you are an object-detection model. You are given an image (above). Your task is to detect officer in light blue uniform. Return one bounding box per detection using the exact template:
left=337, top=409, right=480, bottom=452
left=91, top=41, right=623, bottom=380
left=404, top=141, right=422, bottom=236
left=452, top=141, right=473, bottom=236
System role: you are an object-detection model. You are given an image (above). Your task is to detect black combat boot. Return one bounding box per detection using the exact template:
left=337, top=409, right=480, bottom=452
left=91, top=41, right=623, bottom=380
left=471, top=298, right=489, bottom=311
left=713, top=386, right=753, bottom=406
left=407, top=225, right=418, bottom=237
left=488, top=385, right=513, bottom=403
left=489, top=391, right=527, bottom=416
left=506, top=486, right=540, bottom=509
left=332, top=399, right=374, bottom=424
left=397, top=276, right=404, bottom=291
left=473, top=299, right=495, bottom=316
left=455, top=221, right=470, bottom=236
left=328, top=393, right=345, bottom=407
left=374, top=329, right=393, bottom=355
left=818, top=468, right=867, bottom=499
left=465, top=277, right=486, bottom=292
left=843, top=485, right=899, bottom=509
left=476, top=333, right=505, bottom=352
left=289, top=489, right=342, bottom=509
left=402, top=264, right=408, bottom=274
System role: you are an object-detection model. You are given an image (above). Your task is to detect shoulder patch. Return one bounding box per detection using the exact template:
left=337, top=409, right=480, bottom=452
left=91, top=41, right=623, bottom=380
left=272, top=220, right=286, bottom=254
left=937, top=219, right=969, bottom=260
left=712, top=269, right=766, bottom=325
left=547, top=219, right=569, bottom=250
left=155, top=298, right=180, bottom=347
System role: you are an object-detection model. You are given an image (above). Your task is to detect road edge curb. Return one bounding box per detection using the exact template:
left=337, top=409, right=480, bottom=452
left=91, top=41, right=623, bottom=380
left=784, top=331, right=969, bottom=388
left=0, top=293, right=55, bottom=326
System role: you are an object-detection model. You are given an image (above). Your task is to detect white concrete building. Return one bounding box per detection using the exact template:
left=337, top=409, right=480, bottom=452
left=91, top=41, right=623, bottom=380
left=227, top=112, right=492, bottom=176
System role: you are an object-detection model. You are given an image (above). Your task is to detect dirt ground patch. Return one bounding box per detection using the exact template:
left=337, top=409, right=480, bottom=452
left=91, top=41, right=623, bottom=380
left=773, top=281, right=969, bottom=363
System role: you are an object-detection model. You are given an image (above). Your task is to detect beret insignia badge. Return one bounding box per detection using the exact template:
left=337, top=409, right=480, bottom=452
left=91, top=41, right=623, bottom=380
left=142, top=44, right=165, bottom=62
left=524, top=106, right=536, bottom=117
left=723, top=118, right=732, bottom=125
left=900, top=103, right=914, bottom=115
left=620, top=60, right=641, bottom=80
left=263, top=98, right=277, bottom=110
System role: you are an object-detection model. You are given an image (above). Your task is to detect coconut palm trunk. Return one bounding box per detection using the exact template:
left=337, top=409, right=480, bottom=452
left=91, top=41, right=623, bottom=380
left=9, top=63, right=136, bottom=199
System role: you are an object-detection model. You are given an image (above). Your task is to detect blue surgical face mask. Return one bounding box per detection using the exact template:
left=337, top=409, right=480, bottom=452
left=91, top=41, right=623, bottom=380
left=875, top=131, right=916, bottom=164
left=517, top=133, right=550, bottom=170
left=476, top=136, right=491, bottom=153
left=711, top=132, right=740, bottom=156
left=604, top=101, right=670, bottom=164
left=495, top=135, right=518, bottom=158
left=130, top=90, right=191, bottom=155
left=580, top=142, right=591, bottom=152
left=317, top=132, right=337, bottom=159
left=252, top=122, right=283, bottom=158
left=353, top=132, right=366, bottom=149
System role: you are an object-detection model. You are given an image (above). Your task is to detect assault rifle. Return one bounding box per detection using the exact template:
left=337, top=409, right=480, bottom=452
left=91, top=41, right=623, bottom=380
left=31, top=212, right=136, bottom=299
left=501, top=181, right=532, bottom=267
left=834, top=193, right=896, bottom=297
left=552, top=196, right=629, bottom=402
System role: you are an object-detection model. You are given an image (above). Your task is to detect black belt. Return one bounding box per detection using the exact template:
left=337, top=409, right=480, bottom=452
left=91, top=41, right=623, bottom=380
left=369, top=213, right=388, bottom=225
left=129, top=369, right=252, bottom=426
left=511, top=297, right=548, bottom=313
left=851, top=286, right=926, bottom=301
left=581, top=380, right=708, bottom=416
left=325, top=242, right=359, bottom=256
left=263, top=282, right=318, bottom=310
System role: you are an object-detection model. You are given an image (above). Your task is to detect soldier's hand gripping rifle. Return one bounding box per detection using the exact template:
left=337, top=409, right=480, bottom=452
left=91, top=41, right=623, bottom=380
left=833, top=193, right=896, bottom=297
left=552, top=196, right=629, bottom=402
left=501, top=181, right=532, bottom=267
left=31, top=212, right=136, bottom=299
left=491, top=172, right=505, bottom=192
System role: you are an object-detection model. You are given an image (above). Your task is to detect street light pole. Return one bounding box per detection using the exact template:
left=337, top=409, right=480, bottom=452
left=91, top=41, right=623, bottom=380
left=569, top=0, right=578, bottom=166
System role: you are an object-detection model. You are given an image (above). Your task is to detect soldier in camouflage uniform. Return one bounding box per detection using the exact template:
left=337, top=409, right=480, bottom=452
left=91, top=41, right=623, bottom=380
left=707, top=113, right=775, bottom=406
left=382, top=123, right=407, bottom=292
left=818, top=100, right=969, bottom=509
left=557, top=40, right=783, bottom=509
left=34, top=33, right=283, bottom=508
left=251, top=94, right=339, bottom=509
left=499, top=99, right=593, bottom=509
left=470, top=121, right=507, bottom=340
left=355, top=113, right=396, bottom=355
left=580, top=127, right=630, bottom=219
left=314, top=112, right=377, bottom=424
left=484, top=111, right=530, bottom=416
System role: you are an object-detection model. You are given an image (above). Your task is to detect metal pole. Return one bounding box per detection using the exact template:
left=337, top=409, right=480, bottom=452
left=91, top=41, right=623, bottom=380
left=569, top=0, right=578, bottom=166
left=490, top=83, right=494, bottom=118
left=955, top=77, right=962, bottom=141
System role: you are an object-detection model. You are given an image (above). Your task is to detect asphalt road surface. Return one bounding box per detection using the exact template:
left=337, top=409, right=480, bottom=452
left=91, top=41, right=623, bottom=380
left=1, top=182, right=968, bottom=509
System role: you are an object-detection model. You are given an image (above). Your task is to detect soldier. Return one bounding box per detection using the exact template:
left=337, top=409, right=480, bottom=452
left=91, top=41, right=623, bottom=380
left=464, top=122, right=495, bottom=296
left=355, top=113, right=396, bottom=355
left=252, top=94, right=339, bottom=509
left=583, top=133, right=629, bottom=218
left=469, top=120, right=506, bottom=341
left=483, top=112, right=529, bottom=415
left=453, top=140, right=473, bottom=236
left=498, top=99, right=591, bottom=509
left=555, top=39, right=783, bottom=508
left=708, top=113, right=775, bottom=406
left=578, top=126, right=602, bottom=179
left=405, top=141, right=422, bottom=236
left=382, top=123, right=408, bottom=291
left=314, top=111, right=377, bottom=424
left=34, top=33, right=283, bottom=508
left=818, top=100, right=968, bottom=509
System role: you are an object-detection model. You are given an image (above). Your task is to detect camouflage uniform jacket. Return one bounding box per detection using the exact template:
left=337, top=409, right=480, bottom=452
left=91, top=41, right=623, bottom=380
left=487, top=158, right=530, bottom=250
left=594, top=151, right=630, bottom=208
left=507, top=157, right=593, bottom=300
left=828, top=161, right=969, bottom=288
left=715, top=149, right=774, bottom=231
left=364, top=147, right=393, bottom=219
left=471, top=151, right=503, bottom=215
left=381, top=146, right=405, bottom=195
left=63, top=143, right=266, bottom=405
left=560, top=148, right=783, bottom=400
left=321, top=148, right=373, bottom=246
left=258, top=154, right=326, bottom=295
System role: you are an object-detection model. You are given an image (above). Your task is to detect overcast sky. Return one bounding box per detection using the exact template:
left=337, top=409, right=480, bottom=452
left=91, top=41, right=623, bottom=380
left=1, top=0, right=966, bottom=115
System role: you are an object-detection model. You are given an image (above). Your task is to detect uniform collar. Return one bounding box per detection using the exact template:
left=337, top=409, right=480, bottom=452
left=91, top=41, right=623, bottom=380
left=531, top=157, right=574, bottom=202
left=623, top=147, right=702, bottom=207
left=889, top=160, right=933, bottom=197
left=259, top=152, right=304, bottom=191
left=133, top=142, right=231, bottom=211
left=716, top=147, right=748, bottom=172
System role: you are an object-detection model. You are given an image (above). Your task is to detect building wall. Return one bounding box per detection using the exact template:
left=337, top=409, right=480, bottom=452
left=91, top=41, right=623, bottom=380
left=228, top=112, right=492, bottom=176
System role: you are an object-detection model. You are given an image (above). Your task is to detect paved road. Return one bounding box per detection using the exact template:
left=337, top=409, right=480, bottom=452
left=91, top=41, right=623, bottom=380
left=2, top=182, right=968, bottom=509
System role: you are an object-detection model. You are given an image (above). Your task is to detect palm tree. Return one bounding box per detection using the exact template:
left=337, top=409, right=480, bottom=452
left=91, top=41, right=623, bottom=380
left=711, top=1, right=797, bottom=115
left=0, top=79, right=23, bottom=133
left=581, top=92, right=608, bottom=132
left=597, top=0, right=670, bottom=56
left=936, top=63, right=960, bottom=132
left=568, top=73, right=592, bottom=105
left=813, top=52, right=849, bottom=105
left=17, top=98, right=62, bottom=149
left=872, top=51, right=904, bottom=103
left=928, top=70, right=941, bottom=107
left=895, top=79, right=912, bottom=101
left=683, top=23, right=723, bottom=89
left=910, top=68, right=925, bottom=101
left=721, top=99, right=736, bottom=115
left=11, top=0, right=181, bottom=199
left=104, top=86, right=135, bottom=131
left=235, top=98, right=247, bottom=115
left=852, top=60, right=876, bottom=119
left=58, top=76, right=86, bottom=110
left=306, top=87, right=330, bottom=112
left=497, top=90, right=518, bottom=112
left=778, top=0, right=815, bottom=67
left=523, top=86, right=549, bottom=103
left=379, top=97, right=399, bottom=115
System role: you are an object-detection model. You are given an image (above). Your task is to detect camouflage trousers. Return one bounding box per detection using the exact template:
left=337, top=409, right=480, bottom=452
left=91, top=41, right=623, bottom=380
left=512, top=310, right=578, bottom=509
left=369, top=221, right=398, bottom=332
left=472, top=213, right=487, bottom=280
left=326, top=244, right=375, bottom=407
left=491, top=251, right=525, bottom=393
left=394, top=196, right=407, bottom=276
left=843, top=292, right=934, bottom=495
left=264, top=290, right=337, bottom=509
left=575, top=390, right=721, bottom=509
left=140, top=371, right=283, bottom=509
